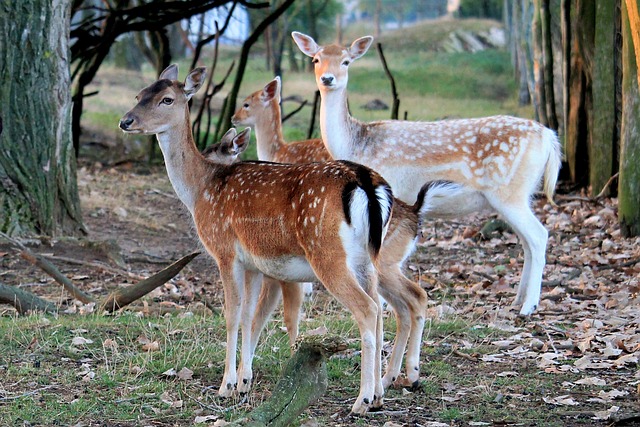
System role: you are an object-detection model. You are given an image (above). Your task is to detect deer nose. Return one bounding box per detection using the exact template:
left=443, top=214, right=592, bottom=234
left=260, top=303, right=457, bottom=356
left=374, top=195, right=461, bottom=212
left=320, top=75, right=334, bottom=86
left=119, top=117, right=134, bottom=130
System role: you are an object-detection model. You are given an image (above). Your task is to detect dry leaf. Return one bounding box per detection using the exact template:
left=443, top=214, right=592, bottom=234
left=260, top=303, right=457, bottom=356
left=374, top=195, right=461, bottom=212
left=194, top=415, right=218, bottom=424
left=543, top=395, right=579, bottom=406
left=592, top=406, right=620, bottom=421
left=574, top=376, right=606, bottom=386
left=141, top=341, right=160, bottom=352
left=177, top=367, right=193, bottom=380
left=72, top=337, right=93, bottom=346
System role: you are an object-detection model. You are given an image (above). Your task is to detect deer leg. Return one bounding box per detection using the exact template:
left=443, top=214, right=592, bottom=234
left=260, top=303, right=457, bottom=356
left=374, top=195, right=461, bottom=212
left=378, top=270, right=411, bottom=390
left=310, top=256, right=380, bottom=415
left=281, top=281, right=304, bottom=348
left=249, top=275, right=283, bottom=355
left=492, top=201, right=548, bottom=316
left=218, top=262, right=245, bottom=397
left=399, top=274, right=427, bottom=388
left=237, top=270, right=263, bottom=394
left=380, top=268, right=428, bottom=389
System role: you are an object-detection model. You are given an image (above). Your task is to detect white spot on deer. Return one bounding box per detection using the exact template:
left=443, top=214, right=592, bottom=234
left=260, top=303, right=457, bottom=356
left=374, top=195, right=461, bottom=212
left=500, top=142, right=509, bottom=152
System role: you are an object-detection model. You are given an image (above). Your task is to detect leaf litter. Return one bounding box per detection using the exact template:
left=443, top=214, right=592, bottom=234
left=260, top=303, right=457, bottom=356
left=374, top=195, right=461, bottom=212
left=2, top=166, right=639, bottom=426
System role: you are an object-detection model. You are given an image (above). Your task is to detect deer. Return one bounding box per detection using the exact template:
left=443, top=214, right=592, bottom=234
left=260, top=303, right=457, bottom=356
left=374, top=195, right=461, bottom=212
left=119, top=64, right=397, bottom=414
left=231, top=76, right=434, bottom=389
left=292, top=32, right=563, bottom=317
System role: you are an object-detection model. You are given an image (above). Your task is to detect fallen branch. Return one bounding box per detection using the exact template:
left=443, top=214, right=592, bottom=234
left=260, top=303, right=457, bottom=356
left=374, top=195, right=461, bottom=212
left=0, top=283, right=57, bottom=314
left=100, top=251, right=200, bottom=312
left=0, top=231, right=95, bottom=304
left=230, top=334, right=348, bottom=427
left=376, top=42, right=399, bottom=120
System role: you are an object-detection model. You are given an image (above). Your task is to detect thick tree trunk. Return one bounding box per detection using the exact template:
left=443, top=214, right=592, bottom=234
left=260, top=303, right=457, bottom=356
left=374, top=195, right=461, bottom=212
left=0, top=0, right=84, bottom=236
left=591, top=1, right=618, bottom=196
left=619, top=0, right=640, bottom=236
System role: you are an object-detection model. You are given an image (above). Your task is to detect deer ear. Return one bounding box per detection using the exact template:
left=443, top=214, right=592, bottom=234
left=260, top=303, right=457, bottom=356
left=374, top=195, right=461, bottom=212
left=159, top=64, right=179, bottom=80
left=261, top=77, right=280, bottom=102
left=292, top=31, right=320, bottom=57
left=220, top=128, right=237, bottom=145
left=232, top=128, right=251, bottom=154
left=184, top=67, right=206, bottom=99
left=349, top=36, right=373, bottom=60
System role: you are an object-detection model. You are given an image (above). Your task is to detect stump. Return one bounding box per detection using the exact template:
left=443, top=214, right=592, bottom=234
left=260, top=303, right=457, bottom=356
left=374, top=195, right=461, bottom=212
left=231, top=334, right=347, bottom=427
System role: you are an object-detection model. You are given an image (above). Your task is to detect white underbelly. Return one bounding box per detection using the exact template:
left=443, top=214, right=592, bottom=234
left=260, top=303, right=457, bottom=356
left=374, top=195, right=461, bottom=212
left=236, top=247, right=318, bottom=282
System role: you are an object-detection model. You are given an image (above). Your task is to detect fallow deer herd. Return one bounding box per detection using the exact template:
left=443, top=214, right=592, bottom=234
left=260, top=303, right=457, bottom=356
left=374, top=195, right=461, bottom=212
left=120, top=29, right=562, bottom=414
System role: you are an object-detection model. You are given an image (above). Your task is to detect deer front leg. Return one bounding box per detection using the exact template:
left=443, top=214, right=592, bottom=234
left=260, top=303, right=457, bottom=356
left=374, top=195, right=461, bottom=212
left=218, top=262, right=244, bottom=397
left=237, top=271, right=264, bottom=394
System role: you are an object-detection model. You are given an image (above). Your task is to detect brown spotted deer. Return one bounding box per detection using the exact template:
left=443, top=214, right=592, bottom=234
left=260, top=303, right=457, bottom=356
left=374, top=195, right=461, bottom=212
left=231, top=76, right=433, bottom=389
left=292, top=32, right=563, bottom=316
left=119, top=64, right=395, bottom=414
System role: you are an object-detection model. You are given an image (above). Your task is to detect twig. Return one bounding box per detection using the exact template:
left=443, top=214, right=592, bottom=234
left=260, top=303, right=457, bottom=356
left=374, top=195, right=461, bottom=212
left=282, top=99, right=308, bottom=123
left=0, top=385, right=57, bottom=401
left=376, top=43, right=399, bottom=120
left=596, top=256, right=640, bottom=270
left=40, top=254, right=142, bottom=279
left=594, top=172, right=619, bottom=199
left=0, top=231, right=95, bottom=304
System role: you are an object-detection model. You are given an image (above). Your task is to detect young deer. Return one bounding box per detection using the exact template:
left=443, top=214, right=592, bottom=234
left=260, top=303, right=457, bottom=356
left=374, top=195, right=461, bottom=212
left=231, top=76, right=432, bottom=389
left=292, top=32, right=563, bottom=316
left=119, top=65, right=394, bottom=414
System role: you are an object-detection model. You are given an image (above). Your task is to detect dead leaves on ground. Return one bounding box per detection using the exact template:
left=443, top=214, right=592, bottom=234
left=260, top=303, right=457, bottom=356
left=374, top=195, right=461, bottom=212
left=415, top=195, right=639, bottom=422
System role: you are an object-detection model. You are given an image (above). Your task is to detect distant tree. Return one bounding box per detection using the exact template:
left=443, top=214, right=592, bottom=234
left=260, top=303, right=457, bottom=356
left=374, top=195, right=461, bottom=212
left=0, top=0, right=84, bottom=236
left=458, top=0, right=503, bottom=20
left=358, top=0, right=448, bottom=30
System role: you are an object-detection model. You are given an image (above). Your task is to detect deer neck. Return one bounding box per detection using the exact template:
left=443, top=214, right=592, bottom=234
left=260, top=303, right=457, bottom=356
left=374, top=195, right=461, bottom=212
left=319, top=87, right=358, bottom=160
left=155, top=110, right=210, bottom=214
left=254, top=100, right=285, bottom=161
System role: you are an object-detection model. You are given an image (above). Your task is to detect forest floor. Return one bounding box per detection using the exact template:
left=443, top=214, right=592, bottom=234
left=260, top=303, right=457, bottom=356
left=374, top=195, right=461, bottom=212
left=1, top=157, right=639, bottom=427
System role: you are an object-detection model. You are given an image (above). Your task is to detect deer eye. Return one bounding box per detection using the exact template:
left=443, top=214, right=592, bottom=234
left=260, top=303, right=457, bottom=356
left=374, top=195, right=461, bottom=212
left=243, top=103, right=250, bottom=108
left=342, top=60, right=350, bottom=66
left=312, top=58, right=319, bottom=64
left=161, top=97, right=173, bottom=105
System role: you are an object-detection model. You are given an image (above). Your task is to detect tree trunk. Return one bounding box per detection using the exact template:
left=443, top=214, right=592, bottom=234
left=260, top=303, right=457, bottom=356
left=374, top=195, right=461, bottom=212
left=565, top=0, right=594, bottom=186
left=533, top=0, right=550, bottom=125
left=591, top=1, right=618, bottom=196
left=619, top=0, right=640, bottom=236
left=0, top=0, right=84, bottom=236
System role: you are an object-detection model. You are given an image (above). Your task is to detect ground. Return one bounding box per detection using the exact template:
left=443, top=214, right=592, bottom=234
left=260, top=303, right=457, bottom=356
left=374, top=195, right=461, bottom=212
left=1, top=157, right=639, bottom=427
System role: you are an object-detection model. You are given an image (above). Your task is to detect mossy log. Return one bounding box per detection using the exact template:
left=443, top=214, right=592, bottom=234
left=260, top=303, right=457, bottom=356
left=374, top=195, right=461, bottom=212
left=231, top=335, right=348, bottom=427
left=0, top=283, right=57, bottom=314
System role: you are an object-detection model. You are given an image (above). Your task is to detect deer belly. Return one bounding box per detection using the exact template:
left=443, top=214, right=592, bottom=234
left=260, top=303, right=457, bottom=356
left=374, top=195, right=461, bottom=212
left=237, top=249, right=318, bottom=283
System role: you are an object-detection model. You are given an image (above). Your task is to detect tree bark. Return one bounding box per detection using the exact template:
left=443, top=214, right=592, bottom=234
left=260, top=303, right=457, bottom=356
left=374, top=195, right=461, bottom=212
left=619, top=0, right=640, bottom=236
left=0, top=0, right=84, bottom=237
left=591, top=1, right=618, bottom=196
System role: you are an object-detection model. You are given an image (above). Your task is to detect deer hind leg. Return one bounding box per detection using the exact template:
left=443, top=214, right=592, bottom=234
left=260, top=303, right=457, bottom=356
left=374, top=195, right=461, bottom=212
left=379, top=269, right=410, bottom=389
left=237, top=270, right=264, bottom=394
left=281, top=281, right=304, bottom=348
left=249, top=275, right=282, bottom=357
left=309, top=253, right=381, bottom=415
left=380, top=268, right=428, bottom=389
left=218, top=261, right=245, bottom=397
left=490, top=199, right=548, bottom=316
